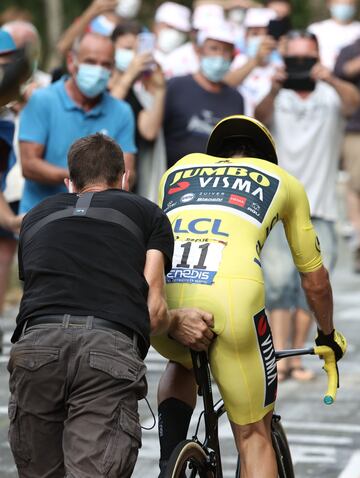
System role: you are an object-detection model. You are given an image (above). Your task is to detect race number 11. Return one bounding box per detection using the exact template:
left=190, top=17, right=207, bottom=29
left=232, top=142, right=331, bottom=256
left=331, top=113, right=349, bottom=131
left=173, top=241, right=224, bottom=272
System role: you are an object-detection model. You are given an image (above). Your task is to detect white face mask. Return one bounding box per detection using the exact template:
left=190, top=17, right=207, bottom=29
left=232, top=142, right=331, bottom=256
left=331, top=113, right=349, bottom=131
left=116, top=0, right=142, bottom=19
left=157, top=28, right=186, bottom=54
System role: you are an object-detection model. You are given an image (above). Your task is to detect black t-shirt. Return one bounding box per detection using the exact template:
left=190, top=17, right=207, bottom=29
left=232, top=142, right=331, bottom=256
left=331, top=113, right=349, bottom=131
left=14, top=189, right=174, bottom=355
left=164, top=75, right=244, bottom=168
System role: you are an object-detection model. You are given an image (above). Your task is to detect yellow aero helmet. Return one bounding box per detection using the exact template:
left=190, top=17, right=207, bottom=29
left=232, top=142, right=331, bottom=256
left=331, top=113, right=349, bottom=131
left=206, top=115, right=278, bottom=165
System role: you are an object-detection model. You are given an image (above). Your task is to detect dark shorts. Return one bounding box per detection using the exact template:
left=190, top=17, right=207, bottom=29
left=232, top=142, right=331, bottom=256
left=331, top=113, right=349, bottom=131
left=7, top=318, right=147, bottom=478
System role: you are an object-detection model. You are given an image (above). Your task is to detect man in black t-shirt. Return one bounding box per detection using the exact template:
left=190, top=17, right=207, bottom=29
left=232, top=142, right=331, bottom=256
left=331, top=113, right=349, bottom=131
left=8, top=133, right=214, bottom=478
left=164, top=24, right=244, bottom=168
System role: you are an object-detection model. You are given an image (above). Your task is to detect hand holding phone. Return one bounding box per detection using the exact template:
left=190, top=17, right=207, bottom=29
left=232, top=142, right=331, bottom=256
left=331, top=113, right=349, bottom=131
left=137, top=32, right=156, bottom=72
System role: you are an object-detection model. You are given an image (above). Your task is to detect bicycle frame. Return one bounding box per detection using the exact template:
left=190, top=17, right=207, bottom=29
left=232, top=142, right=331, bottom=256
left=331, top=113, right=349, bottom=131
left=189, top=347, right=321, bottom=478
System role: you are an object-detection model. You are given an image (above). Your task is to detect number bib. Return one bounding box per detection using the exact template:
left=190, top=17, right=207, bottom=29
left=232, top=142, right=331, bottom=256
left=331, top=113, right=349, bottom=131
left=166, top=240, right=225, bottom=285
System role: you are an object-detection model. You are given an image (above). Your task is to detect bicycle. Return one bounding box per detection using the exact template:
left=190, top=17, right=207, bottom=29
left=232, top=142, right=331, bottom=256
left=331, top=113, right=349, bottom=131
left=164, top=346, right=338, bottom=478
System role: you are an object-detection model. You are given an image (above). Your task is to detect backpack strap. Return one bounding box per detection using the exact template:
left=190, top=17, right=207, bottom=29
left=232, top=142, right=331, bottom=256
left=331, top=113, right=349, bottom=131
left=22, top=192, right=145, bottom=246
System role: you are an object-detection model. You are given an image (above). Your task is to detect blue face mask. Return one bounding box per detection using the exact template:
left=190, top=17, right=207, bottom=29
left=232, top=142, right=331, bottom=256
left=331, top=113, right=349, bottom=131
left=75, top=63, right=111, bottom=98
left=330, top=4, right=356, bottom=22
left=200, top=56, right=232, bottom=83
left=115, top=48, right=134, bottom=72
left=246, top=36, right=263, bottom=58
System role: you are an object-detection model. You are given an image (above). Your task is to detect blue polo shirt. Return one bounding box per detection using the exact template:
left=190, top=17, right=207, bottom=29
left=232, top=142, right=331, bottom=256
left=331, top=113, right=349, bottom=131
left=19, top=77, right=137, bottom=213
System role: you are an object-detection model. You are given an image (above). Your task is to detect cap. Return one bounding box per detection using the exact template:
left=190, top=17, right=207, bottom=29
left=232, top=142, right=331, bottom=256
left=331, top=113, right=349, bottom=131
left=0, top=29, right=17, bottom=55
left=155, top=2, right=191, bottom=32
left=192, top=4, right=225, bottom=30
left=197, top=21, right=235, bottom=46
left=243, top=8, right=276, bottom=29
left=206, top=115, right=278, bottom=164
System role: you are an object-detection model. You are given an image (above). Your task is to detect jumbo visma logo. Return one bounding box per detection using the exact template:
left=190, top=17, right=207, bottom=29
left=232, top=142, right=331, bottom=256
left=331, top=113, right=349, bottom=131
left=163, top=165, right=280, bottom=226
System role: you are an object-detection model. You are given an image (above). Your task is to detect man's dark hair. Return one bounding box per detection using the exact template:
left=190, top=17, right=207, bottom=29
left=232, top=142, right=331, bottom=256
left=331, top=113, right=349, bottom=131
left=68, top=133, right=125, bottom=190
left=218, top=137, right=268, bottom=160
left=111, top=21, right=142, bottom=42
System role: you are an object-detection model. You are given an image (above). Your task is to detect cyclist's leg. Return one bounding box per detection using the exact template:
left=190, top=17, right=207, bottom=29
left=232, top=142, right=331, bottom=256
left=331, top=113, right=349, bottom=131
left=151, top=335, right=196, bottom=477
left=209, top=278, right=278, bottom=478
left=231, top=411, right=277, bottom=478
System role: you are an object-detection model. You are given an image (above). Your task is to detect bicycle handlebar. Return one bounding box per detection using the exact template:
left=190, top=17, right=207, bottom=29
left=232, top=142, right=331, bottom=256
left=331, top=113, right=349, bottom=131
left=313, top=345, right=338, bottom=405
left=275, top=346, right=338, bottom=405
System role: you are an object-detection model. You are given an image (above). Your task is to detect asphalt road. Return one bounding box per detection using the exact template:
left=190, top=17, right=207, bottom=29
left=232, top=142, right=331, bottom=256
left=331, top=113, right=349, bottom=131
left=0, top=234, right=359, bottom=478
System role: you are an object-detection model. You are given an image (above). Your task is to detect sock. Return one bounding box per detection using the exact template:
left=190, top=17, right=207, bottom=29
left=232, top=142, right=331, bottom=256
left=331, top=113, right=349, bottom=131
left=158, top=397, right=193, bottom=476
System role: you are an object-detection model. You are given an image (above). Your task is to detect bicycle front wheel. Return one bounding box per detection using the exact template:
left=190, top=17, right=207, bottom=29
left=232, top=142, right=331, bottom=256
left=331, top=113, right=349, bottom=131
left=271, top=419, right=295, bottom=478
left=164, top=439, right=215, bottom=478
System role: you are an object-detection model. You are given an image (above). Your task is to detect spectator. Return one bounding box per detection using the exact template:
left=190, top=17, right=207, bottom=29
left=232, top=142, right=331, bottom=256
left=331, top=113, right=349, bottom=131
left=335, top=38, right=360, bottom=272
left=110, top=22, right=167, bottom=201
left=8, top=133, right=211, bottom=477
left=153, top=2, right=191, bottom=70
left=255, top=30, right=360, bottom=381
left=226, top=0, right=262, bottom=52
left=308, top=0, right=360, bottom=70
left=163, top=3, right=225, bottom=79
left=0, top=21, right=52, bottom=326
left=225, top=7, right=278, bottom=115
left=0, top=29, right=24, bottom=352
left=2, top=20, right=51, bottom=94
left=164, top=22, right=244, bottom=168
left=19, top=32, right=137, bottom=214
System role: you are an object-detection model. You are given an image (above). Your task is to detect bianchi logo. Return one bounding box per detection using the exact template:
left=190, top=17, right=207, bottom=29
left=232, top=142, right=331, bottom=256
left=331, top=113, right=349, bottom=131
left=180, top=193, right=195, bottom=203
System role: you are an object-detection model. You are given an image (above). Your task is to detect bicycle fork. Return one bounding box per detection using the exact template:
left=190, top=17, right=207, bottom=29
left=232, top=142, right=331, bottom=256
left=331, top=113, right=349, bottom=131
left=191, top=350, right=224, bottom=478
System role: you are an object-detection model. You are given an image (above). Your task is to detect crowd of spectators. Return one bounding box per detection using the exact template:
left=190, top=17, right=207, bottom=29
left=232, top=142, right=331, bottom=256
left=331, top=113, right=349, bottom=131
left=0, top=0, right=360, bottom=376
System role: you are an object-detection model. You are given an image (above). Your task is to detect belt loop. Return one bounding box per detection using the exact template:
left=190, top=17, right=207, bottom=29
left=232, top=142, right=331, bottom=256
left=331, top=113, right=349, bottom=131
left=133, top=332, right=138, bottom=352
left=63, top=314, right=71, bottom=328
left=86, top=316, right=94, bottom=329
left=20, top=319, right=28, bottom=339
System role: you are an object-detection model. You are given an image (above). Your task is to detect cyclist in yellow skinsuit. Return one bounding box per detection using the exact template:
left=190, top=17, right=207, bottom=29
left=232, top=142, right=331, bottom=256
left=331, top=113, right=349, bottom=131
left=152, top=116, right=346, bottom=478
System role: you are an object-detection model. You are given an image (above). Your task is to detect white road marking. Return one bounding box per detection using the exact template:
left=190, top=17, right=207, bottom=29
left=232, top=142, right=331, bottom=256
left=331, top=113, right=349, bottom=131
left=283, top=421, right=360, bottom=434
left=286, top=434, right=352, bottom=446
left=339, top=450, right=360, bottom=478
left=291, top=445, right=337, bottom=465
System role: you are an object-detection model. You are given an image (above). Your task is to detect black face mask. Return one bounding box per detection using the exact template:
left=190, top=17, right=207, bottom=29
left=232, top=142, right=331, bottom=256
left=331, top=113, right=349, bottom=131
left=283, top=56, right=318, bottom=92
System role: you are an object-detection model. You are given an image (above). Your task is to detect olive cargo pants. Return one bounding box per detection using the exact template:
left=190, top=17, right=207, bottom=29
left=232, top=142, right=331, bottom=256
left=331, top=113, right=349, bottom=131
left=7, top=319, right=147, bottom=477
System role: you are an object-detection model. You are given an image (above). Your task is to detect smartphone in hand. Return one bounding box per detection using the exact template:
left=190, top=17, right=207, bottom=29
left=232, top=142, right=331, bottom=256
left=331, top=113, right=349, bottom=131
left=137, top=32, right=156, bottom=72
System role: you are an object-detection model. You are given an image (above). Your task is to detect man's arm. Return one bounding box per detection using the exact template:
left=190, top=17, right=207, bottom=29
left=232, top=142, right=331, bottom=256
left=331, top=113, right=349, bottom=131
left=144, top=249, right=170, bottom=335
left=254, top=67, right=287, bottom=124
left=282, top=175, right=346, bottom=360
left=311, top=63, right=360, bottom=117
left=300, top=266, right=333, bottom=335
left=20, top=142, right=68, bottom=184
left=56, top=0, right=118, bottom=56
left=224, top=37, right=277, bottom=88
left=144, top=249, right=214, bottom=350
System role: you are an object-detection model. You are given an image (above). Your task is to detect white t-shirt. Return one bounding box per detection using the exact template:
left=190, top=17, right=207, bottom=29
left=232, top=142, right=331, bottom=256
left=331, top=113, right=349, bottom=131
left=161, top=42, right=199, bottom=79
left=231, top=53, right=275, bottom=116
left=270, top=82, right=345, bottom=221
left=308, top=19, right=360, bottom=70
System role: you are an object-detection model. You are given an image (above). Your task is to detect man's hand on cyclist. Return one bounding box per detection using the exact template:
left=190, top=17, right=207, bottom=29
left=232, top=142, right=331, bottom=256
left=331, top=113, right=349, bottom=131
left=168, top=308, right=215, bottom=351
left=315, top=329, right=347, bottom=362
